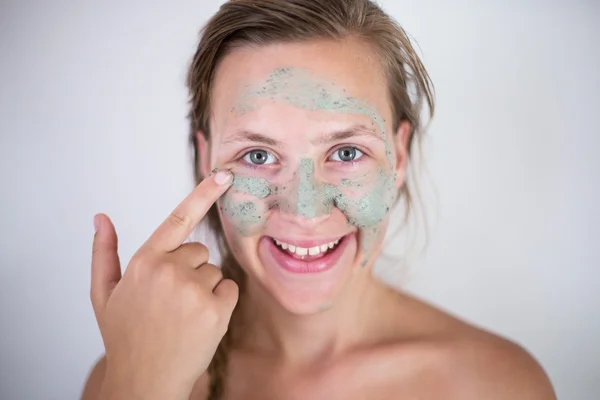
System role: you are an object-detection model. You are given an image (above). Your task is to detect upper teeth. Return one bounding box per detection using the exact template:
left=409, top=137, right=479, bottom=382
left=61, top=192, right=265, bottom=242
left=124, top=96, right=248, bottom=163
left=274, top=238, right=340, bottom=256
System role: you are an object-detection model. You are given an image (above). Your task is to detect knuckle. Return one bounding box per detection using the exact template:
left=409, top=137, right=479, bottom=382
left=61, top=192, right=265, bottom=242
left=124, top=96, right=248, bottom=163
left=156, top=260, right=179, bottom=282
left=176, top=242, right=209, bottom=265
left=226, top=279, right=240, bottom=298
left=182, top=280, right=204, bottom=302
left=209, top=264, right=224, bottom=279
left=127, top=253, right=147, bottom=279
left=160, top=258, right=178, bottom=271
left=186, top=241, right=207, bottom=251
left=167, top=209, right=192, bottom=229
left=201, top=305, right=221, bottom=327
left=203, top=263, right=223, bottom=278
left=191, top=242, right=209, bottom=259
left=220, top=283, right=239, bottom=306
left=128, top=250, right=161, bottom=281
left=129, top=250, right=148, bottom=269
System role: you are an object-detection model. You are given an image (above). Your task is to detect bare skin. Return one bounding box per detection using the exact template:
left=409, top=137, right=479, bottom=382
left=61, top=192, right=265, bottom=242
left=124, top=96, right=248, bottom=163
left=84, top=289, right=555, bottom=400
left=82, top=38, right=556, bottom=399
left=85, top=171, right=239, bottom=400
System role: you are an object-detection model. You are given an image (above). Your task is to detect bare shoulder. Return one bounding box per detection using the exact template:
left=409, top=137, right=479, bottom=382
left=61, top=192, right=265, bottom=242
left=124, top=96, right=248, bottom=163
left=425, top=326, right=557, bottom=400
left=381, top=292, right=557, bottom=400
left=80, top=355, right=107, bottom=400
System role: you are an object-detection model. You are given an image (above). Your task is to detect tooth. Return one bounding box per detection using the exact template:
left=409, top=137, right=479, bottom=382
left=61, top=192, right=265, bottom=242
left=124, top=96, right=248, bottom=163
left=281, top=243, right=288, bottom=250
left=295, top=247, right=308, bottom=256
left=288, top=245, right=296, bottom=252
left=275, top=239, right=281, bottom=245
left=320, top=244, right=328, bottom=252
left=308, top=246, right=320, bottom=256
left=328, top=241, right=335, bottom=249
left=334, top=239, right=340, bottom=245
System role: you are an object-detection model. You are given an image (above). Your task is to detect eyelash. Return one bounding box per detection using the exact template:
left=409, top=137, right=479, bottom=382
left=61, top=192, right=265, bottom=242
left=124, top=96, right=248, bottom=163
left=241, top=149, right=277, bottom=166
left=329, top=146, right=365, bottom=163
left=238, top=145, right=368, bottom=167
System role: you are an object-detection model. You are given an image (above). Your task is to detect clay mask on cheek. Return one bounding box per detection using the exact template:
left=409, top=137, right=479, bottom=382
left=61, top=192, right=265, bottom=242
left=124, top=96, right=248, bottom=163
left=221, top=67, right=399, bottom=265
left=221, top=159, right=397, bottom=265
left=220, top=176, right=275, bottom=236
left=321, top=164, right=397, bottom=265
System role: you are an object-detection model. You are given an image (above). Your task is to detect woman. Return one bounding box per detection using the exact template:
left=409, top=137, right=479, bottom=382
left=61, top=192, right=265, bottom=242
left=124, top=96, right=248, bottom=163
left=83, top=0, right=556, bottom=399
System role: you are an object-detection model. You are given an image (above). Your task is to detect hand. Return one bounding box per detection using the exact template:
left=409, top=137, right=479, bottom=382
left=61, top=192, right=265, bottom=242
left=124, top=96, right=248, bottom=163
left=90, top=170, right=238, bottom=400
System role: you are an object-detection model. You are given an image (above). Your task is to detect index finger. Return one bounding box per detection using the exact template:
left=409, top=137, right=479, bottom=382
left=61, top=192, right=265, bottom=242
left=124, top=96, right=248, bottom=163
left=146, top=170, right=233, bottom=252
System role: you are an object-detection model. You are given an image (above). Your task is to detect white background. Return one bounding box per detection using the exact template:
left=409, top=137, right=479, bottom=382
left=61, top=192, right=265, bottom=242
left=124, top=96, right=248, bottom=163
left=1, top=1, right=598, bottom=399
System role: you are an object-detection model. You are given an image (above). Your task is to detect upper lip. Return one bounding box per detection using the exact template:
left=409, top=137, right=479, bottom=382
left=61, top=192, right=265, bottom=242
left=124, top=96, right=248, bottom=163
left=267, top=234, right=348, bottom=248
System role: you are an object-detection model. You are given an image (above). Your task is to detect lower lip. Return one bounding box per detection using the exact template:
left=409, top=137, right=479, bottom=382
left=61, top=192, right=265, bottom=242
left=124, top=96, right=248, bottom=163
left=260, top=234, right=352, bottom=274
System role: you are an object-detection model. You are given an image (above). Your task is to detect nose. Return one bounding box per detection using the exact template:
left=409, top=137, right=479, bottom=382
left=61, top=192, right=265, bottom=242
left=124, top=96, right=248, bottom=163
left=278, top=210, right=331, bottom=228
left=278, top=158, right=334, bottom=221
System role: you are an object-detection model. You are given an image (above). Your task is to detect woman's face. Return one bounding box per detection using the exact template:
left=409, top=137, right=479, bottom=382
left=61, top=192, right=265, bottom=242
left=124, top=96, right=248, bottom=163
left=198, top=38, right=410, bottom=314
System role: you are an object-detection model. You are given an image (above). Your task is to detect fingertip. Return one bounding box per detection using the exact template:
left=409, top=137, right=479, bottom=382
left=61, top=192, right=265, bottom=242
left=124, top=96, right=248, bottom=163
left=214, top=170, right=233, bottom=186
left=93, top=214, right=118, bottom=245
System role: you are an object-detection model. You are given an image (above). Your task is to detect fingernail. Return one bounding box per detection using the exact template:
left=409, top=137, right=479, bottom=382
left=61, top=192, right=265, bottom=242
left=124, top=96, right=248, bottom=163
left=214, top=170, right=232, bottom=185
left=93, top=215, right=100, bottom=233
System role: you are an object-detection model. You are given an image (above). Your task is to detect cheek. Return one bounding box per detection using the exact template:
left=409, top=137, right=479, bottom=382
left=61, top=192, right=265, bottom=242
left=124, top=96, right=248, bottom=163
left=219, top=191, right=270, bottom=236
left=219, top=217, right=252, bottom=265
left=332, top=170, right=396, bottom=265
left=334, top=170, right=397, bottom=229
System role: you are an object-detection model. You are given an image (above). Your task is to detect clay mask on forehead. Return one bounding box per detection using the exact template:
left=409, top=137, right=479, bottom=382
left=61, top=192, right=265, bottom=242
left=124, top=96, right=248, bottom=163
left=220, top=67, right=398, bottom=263
left=234, top=67, right=394, bottom=163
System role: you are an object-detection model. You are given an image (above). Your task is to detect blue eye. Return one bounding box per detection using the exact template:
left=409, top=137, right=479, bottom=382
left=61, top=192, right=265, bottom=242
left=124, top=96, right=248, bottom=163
left=329, top=146, right=363, bottom=162
left=242, top=149, right=277, bottom=165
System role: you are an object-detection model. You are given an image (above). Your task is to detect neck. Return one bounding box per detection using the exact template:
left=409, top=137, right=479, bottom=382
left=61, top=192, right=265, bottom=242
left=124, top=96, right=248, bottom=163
left=235, top=269, right=387, bottom=367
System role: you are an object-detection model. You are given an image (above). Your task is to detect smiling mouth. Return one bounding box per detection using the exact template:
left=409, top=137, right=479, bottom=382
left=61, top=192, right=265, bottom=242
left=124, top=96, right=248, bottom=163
left=269, top=236, right=344, bottom=260
left=261, top=233, right=354, bottom=274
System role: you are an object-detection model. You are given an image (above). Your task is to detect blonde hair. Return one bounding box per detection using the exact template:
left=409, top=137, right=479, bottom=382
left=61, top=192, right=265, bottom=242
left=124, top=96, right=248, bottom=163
left=185, top=0, right=434, bottom=398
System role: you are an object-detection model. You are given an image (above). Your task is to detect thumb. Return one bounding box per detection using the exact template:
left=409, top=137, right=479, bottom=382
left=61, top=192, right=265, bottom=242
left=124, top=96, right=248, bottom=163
left=91, top=213, right=122, bottom=317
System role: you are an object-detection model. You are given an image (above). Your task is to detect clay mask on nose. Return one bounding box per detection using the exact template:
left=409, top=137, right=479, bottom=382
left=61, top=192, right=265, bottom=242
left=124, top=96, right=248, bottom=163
left=276, top=158, right=332, bottom=219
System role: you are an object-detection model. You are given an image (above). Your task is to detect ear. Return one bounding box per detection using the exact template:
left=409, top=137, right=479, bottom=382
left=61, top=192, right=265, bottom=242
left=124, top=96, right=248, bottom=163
left=195, top=130, right=211, bottom=179
left=393, top=120, right=412, bottom=189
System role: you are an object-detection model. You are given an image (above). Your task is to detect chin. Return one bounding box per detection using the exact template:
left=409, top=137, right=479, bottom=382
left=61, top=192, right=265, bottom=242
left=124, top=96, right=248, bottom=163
left=252, top=231, right=359, bottom=315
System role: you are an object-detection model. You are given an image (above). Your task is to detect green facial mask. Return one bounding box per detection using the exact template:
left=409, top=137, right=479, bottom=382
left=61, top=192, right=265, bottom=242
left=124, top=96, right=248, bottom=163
left=220, top=67, right=398, bottom=265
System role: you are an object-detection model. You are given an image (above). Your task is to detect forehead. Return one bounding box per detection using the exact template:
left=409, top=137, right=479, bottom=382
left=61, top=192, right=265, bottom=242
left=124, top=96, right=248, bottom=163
left=210, top=38, right=392, bottom=135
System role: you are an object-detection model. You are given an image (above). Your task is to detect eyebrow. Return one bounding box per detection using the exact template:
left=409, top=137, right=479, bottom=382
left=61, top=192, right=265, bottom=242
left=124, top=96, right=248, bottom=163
left=311, top=124, right=384, bottom=145
left=221, top=124, right=383, bottom=147
left=221, top=130, right=280, bottom=146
